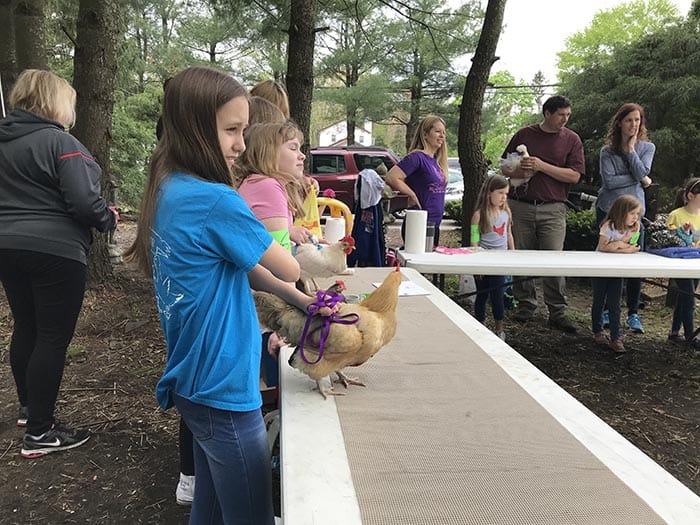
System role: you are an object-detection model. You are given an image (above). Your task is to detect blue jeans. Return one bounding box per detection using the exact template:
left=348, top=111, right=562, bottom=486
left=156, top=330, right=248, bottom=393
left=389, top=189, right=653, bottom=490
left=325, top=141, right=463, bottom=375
left=591, top=277, right=623, bottom=340
left=595, top=206, right=644, bottom=316
left=174, top=394, right=274, bottom=525
left=671, top=279, right=698, bottom=340
left=474, top=274, right=507, bottom=322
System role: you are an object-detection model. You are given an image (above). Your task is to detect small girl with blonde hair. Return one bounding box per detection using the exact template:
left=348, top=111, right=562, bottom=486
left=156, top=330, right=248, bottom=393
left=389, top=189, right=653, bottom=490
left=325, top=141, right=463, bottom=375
left=591, top=194, right=642, bottom=353
left=470, top=175, right=514, bottom=340
left=235, top=121, right=308, bottom=251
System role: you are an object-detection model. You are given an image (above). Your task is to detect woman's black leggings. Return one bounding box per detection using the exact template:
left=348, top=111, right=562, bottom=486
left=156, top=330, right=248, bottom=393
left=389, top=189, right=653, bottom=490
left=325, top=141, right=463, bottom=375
left=0, top=249, right=87, bottom=435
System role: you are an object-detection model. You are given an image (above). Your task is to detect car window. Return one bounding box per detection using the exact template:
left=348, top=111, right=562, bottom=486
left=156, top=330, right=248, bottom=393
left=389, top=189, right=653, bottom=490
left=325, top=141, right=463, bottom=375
left=311, top=154, right=346, bottom=174
left=353, top=154, right=395, bottom=171
left=448, top=169, right=462, bottom=184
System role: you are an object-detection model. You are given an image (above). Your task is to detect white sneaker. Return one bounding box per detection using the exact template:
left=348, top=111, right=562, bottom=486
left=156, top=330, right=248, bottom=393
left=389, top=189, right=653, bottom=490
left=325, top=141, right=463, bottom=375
left=497, top=331, right=506, bottom=342
left=175, top=473, right=195, bottom=505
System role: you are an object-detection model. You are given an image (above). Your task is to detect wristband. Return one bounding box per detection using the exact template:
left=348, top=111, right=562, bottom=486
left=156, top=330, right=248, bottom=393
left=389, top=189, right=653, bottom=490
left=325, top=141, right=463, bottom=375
left=470, top=224, right=480, bottom=244
left=270, top=229, right=291, bottom=252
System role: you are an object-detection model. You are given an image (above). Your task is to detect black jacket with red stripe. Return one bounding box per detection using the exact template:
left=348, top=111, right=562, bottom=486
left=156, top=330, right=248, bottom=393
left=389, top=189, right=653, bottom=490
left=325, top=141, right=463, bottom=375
left=0, top=109, right=115, bottom=264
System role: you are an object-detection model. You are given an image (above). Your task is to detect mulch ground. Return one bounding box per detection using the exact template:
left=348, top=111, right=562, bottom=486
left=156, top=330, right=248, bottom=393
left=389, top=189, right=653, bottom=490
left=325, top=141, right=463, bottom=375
left=0, top=219, right=697, bottom=524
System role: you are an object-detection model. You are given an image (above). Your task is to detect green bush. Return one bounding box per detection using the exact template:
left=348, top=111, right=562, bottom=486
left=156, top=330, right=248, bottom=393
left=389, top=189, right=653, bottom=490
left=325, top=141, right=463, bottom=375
left=444, top=201, right=463, bottom=226
left=565, top=208, right=598, bottom=251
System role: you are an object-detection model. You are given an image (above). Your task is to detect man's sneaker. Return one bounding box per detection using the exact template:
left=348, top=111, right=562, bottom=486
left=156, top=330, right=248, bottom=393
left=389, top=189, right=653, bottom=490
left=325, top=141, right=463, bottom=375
left=626, top=313, right=644, bottom=333
left=176, top=473, right=195, bottom=505
left=602, top=310, right=610, bottom=329
left=21, top=423, right=90, bottom=459
left=548, top=316, right=577, bottom=334
left=17, top=406, right=28, bottom=427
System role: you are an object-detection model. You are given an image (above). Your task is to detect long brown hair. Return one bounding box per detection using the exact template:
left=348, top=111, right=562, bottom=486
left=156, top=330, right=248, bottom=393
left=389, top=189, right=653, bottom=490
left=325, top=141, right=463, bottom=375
left=474, top=175, right=511, bottom=234
left=124, top=66, right=248, bottom=274
left=605, top=102, right=648, bottom=154
left=234, top=121, right=306, bottom=217
left=408, top=114, right=448, bottom=181
left=604, top=194, right=641, bottom=232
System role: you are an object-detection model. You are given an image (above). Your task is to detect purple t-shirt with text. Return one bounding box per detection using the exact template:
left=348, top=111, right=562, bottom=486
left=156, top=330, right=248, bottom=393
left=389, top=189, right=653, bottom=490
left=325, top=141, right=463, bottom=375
left=398, top=151, right=446, bottom=226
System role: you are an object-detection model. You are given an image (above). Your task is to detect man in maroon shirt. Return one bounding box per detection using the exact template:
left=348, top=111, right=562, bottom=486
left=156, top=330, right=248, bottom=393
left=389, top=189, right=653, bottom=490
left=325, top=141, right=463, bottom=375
left=501, top=96, right=585, bottom=333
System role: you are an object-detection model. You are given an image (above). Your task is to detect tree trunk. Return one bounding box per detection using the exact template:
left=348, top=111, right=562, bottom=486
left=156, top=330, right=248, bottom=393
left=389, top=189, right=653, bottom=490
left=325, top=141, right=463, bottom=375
left=0, top=0, right=17, bottom=110
left=287, top=0, right=316, bottom=160
left=14, top=0, right=47, bottom=71
left=72, top=0, right=124, bottom=284
left=457, top=0, right=507, bottom=246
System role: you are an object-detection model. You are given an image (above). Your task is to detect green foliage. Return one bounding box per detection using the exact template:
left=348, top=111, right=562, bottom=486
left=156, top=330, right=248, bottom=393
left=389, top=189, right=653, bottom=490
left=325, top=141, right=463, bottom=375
left=111, top=87, right=161, bottom=209
left=556, top=0, right=682, bottom=82
left=444, top=201, right=464, bottom=226
left=564, top=208, right=598, bottom=251
left=481, top=70, right=540, bottom=166
left=564, top=16, right=700, bottom=192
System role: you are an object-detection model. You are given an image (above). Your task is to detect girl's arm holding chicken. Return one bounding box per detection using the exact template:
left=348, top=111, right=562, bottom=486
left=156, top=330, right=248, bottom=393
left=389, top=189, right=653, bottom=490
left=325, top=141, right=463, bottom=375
left=248, top=261, right=335, bottom=316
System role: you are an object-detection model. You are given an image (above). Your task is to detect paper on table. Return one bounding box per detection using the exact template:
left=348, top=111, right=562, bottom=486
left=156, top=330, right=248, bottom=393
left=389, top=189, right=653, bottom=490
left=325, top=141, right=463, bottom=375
left=372, top=281, right=430, bottom=296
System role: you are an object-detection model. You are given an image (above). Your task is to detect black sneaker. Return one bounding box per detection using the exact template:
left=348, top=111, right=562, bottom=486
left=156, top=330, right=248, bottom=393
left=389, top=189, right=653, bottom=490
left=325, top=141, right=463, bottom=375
left=17, top=406, right=28, bottom=427
left=21, top=423, right=90, bottom=459
left=548, top=316, right=578, bottom=334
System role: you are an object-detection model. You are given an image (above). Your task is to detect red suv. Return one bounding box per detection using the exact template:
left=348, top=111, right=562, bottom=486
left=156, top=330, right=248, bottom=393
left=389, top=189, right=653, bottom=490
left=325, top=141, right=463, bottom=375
left=309, top=145, right=408, bottom=213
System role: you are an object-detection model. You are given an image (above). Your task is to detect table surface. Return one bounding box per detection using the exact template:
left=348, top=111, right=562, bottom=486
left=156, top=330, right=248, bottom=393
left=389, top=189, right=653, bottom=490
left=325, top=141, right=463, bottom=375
left=397, top=249, right=700, bottom=278
left=279, top=267, right=700, bottom=525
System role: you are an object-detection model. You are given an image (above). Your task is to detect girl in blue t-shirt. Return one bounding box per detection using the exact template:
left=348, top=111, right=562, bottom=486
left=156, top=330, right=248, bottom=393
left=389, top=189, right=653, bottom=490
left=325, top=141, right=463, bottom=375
left=385, top=115, right=448, bottom=247
left=591, top=195, right=642, bottom=354
left=470, top=175, right=514, bottom=340
left=125, top=66, right=332, bottom=524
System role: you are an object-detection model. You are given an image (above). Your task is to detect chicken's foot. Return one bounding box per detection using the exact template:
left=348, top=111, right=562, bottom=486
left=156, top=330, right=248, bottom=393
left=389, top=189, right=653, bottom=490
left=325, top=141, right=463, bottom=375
left=315, top=380, right=347, bottom=400
left=334, top=371, right=366, bottom=389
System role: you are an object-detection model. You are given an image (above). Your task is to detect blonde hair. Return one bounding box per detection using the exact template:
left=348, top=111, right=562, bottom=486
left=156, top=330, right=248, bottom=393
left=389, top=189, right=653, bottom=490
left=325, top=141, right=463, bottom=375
left=10, top=69, right=76, bottom=128
left=250, top=80, right=290, bottom=119
left=409, top=114, right=448, bottom=181
left=235, top=121, right=306, bottom=217
left=248, top=96, right=286, bottom=126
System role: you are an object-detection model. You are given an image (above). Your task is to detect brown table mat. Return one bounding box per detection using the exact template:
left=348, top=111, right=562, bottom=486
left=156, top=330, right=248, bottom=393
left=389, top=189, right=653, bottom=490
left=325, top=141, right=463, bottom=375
left=334, top=279, right=664, bottom=525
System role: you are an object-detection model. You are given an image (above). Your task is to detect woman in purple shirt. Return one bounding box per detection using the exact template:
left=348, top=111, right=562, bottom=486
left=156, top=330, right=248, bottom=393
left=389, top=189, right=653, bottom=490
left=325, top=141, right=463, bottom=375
left=386, top=115, right=448, bottom=246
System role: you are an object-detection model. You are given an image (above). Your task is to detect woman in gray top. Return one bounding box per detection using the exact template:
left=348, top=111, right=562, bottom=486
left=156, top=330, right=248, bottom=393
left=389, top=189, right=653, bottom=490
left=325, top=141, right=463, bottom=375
left=596, top=102, right=655, bottom=334
left=0, top=69, right=117, bottom=458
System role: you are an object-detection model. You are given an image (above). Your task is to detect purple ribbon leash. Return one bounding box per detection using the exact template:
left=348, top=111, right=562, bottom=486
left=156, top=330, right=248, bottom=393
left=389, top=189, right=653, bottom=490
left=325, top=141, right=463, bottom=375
left=298, top=290, right=360, bottom=365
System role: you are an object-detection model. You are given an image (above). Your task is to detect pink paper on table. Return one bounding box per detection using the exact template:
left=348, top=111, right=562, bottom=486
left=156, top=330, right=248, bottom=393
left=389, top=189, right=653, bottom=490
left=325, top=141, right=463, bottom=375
left=433, top=246, right=474, bottom=255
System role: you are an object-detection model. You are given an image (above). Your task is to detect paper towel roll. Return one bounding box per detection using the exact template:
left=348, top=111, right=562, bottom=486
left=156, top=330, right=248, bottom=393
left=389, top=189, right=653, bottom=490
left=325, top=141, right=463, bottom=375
left=404, top=210, right=427, bottom=253
left=324, top=217, right=345, bottom=244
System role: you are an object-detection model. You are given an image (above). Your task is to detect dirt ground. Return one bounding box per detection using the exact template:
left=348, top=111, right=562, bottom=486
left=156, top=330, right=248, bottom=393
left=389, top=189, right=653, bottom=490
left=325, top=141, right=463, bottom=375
left=0, top=219, right=698, bottom=524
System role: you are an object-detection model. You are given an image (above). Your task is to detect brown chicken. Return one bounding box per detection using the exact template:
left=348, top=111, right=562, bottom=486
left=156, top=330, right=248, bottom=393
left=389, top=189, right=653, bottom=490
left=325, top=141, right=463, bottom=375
left=294, top=235, right=355, bottom=293
left=254, top=267, right=402, bottom=398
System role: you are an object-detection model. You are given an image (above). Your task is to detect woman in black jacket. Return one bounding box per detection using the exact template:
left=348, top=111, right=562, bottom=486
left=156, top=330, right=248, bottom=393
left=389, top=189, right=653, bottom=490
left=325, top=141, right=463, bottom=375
left=0, top=69, right=117, bottom=458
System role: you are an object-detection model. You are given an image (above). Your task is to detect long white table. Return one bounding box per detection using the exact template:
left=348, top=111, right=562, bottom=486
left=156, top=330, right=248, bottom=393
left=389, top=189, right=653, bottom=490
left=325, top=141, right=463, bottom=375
left=397, top=249, right=700, bottom=278
left=280, top=268, right=700, bottom=524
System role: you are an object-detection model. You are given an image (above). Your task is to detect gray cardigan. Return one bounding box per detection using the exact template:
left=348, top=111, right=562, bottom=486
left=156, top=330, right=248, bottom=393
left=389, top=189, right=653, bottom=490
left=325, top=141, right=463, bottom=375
left=597, top=141, right=655, bottom=215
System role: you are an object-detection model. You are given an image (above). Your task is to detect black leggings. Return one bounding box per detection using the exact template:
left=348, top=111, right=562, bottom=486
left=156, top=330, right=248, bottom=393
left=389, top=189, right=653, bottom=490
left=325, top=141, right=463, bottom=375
left=0, top=249, right=87, bottom=435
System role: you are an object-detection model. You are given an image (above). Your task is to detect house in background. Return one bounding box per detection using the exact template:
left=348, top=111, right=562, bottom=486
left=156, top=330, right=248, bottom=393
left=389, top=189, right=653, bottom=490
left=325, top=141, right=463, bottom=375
left=318, top=120, right=373, bottom=147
